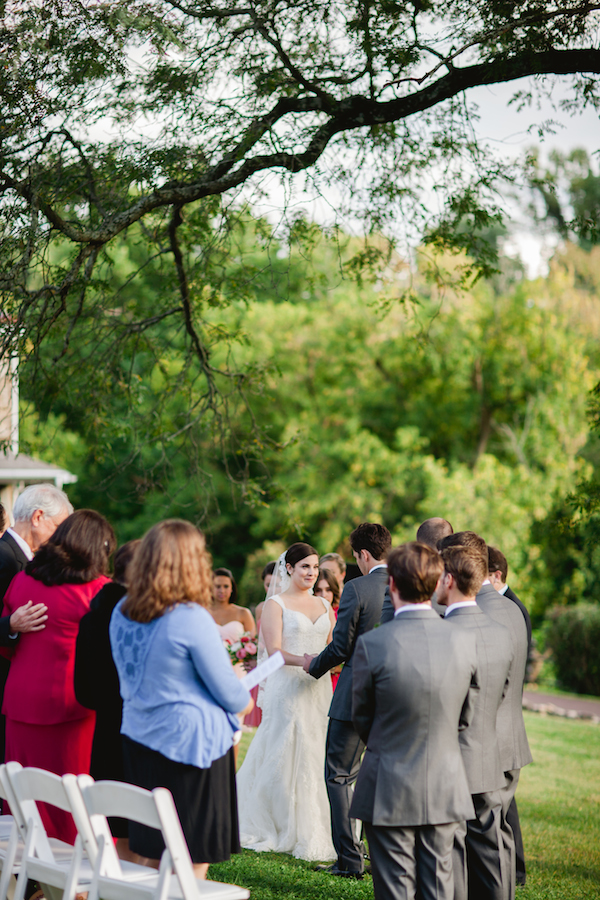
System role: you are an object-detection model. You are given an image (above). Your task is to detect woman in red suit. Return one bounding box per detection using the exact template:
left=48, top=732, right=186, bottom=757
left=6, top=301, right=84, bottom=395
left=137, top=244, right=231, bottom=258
left=1, top=509, right=115, bottom=843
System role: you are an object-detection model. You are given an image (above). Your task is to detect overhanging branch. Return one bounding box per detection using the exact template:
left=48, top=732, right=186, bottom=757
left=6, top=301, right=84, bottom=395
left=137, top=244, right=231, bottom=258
left=6, top=47, right=600, bottom=249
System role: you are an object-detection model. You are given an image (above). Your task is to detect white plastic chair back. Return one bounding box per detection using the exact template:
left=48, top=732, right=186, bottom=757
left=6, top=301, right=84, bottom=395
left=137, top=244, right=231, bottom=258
left=5, top=764, right=93, bottom=900
left=63, top=774, right=119, bottom=877
left=0, top=765, right=23, bottom=900
left=80, top=780, right=195, bottom=900
left=4, top=764, right=57, bottom=863
left=76, top=778, right=249, bottom=900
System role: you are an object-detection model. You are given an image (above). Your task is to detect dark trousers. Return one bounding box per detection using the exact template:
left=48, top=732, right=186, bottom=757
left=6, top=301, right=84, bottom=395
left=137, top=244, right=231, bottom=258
left=366, top=821, right=458, bottom=900
left=325, top=717, right=365, bottom=873
left=506, top=798, right=526, bottom=886
left=453, top=789, right=510, bottom=900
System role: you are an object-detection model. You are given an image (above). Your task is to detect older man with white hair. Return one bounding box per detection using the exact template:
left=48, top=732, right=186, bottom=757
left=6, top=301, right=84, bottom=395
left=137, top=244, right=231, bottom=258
left=0, top=483, right=74, bottom=636
left=0, top=483, right=73, bottom=761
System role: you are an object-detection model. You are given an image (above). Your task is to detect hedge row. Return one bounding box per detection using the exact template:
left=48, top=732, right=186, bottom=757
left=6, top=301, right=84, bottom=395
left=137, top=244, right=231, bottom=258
left=545, top=603, right=600, bottom=696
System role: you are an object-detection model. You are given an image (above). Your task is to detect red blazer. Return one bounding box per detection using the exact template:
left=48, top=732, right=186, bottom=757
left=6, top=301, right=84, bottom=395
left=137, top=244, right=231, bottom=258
left=1, top=572, right=110, bottom=725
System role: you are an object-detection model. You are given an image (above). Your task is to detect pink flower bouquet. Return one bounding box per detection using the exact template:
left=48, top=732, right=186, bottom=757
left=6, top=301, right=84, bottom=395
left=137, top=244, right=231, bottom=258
left=223, top=632, right=258, bottom=665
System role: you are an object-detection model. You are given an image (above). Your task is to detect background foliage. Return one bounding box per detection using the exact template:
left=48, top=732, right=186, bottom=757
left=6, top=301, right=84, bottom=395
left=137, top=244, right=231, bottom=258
left=4, top=1, right=600, bottom=646
left=17, top=205, right=600, bottom=625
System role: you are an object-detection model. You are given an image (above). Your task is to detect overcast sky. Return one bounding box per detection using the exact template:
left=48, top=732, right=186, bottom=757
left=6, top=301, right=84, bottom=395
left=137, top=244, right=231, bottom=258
left=464, top=79, right=600, bottom=275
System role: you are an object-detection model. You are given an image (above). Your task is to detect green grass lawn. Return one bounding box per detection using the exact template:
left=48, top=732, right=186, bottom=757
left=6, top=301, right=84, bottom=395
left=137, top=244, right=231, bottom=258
left=211, top=712, right=600, bottom=899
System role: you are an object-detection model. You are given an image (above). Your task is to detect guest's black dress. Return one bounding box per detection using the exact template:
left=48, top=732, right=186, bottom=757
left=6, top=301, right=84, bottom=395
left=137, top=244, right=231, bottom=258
left=74, top=581, right=127, bottom=836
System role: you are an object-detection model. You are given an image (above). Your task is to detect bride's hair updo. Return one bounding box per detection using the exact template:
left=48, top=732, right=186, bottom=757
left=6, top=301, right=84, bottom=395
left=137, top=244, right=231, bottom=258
left=285, top=542, right=318, bottom=568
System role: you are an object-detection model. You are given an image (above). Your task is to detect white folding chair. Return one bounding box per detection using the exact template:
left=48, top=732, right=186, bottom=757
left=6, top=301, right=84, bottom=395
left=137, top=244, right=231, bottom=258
left=4, top=763, right=96, bottom=900
left=69, top=776, right=249, bottom=900
left=0, top=764, right=24, bottom=900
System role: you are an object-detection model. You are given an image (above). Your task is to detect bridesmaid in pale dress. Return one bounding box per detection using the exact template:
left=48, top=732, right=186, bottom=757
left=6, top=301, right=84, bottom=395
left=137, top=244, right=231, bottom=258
left=210, top=568, right=256, bottom=640
left=210, top=568, right=260, bottom=732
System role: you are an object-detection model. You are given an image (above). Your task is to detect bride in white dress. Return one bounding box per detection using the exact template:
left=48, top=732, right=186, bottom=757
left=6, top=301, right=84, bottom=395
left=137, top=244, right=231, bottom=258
left=236, top=542, right=337, bottom=862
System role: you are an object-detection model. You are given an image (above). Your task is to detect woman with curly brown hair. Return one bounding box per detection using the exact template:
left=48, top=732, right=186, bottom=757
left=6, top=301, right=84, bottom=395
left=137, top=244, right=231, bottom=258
left=110, top=520, right=253, bottom=879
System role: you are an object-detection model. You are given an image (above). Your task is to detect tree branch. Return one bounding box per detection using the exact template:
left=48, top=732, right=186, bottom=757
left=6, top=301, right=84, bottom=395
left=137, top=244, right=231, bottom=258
left=5, top=47, right=600, bottom=249
left=167, top=204, right=216, bottom=405
left=389, top=2, right=600, bottom=88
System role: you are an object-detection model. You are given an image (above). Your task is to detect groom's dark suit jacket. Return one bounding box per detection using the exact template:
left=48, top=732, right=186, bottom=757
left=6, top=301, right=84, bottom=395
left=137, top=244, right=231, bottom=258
left=309, top=566, right=388, bottom=721
left=0, top=530, right=30, bottom=763
left=0, top=531, right=30, bottom=644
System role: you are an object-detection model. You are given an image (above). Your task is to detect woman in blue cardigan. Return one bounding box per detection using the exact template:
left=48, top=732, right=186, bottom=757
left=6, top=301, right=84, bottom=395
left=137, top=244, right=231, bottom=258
left=110, top=519, right=253, bottom=879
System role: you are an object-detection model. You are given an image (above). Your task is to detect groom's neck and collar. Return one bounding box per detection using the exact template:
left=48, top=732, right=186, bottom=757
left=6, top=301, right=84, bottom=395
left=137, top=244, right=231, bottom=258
left=352, top=548, right=387, bottom=576
left=350, top=522, right=391, bottom=577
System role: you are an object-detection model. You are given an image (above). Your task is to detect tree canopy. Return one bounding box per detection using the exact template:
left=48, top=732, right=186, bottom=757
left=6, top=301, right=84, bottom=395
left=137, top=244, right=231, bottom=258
left=2, top=2, right=600, bottom=425
left=18, top=214, right=600, bottom=619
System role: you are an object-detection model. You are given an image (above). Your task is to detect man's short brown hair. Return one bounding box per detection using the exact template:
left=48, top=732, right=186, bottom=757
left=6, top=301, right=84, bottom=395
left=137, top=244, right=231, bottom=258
left=438, top=530, right=487, bottom=563
left=387, top=542, right=444, bottom=604
left=488, top=546, right=508, bottom=581
left=441, top=545, right=487, bottom=597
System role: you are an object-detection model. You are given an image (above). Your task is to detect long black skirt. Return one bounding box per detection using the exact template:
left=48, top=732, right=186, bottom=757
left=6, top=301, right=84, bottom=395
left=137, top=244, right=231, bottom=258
left=123, top=737, right=240, bottom=864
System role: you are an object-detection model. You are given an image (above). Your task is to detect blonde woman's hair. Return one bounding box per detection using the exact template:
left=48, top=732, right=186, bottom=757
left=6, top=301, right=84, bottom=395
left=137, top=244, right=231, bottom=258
left=122, top=520, right=212, bottom=623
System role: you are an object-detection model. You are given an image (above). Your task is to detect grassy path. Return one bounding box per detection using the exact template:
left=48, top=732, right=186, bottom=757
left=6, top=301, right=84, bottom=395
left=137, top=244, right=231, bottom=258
left=210, top=712, right=600, bottom=899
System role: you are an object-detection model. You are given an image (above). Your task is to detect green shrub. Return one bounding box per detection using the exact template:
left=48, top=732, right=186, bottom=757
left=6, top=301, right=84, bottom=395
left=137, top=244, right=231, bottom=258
left=545, top=603, right=600, bottom=696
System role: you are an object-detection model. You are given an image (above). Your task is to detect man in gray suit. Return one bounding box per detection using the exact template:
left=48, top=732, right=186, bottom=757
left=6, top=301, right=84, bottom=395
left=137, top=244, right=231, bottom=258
left=351, top=542, right=478, bottom=900
left=488, top=545, right=530, bottom=887
left=304, top=522, right=391, bottom=878
left=380, top=517, right=453, bottom=623
left=438, top=544, right=514, bottom=900
left=439, top=532, right=532, bottom=899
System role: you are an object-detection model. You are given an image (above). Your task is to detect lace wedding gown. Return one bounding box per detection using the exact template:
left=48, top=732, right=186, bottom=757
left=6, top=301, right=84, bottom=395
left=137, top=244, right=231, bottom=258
left=236, top=594, right=336, bottom=861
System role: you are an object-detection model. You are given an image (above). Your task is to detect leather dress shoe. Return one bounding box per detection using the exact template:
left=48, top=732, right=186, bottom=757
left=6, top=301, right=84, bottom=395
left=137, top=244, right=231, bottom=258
left=314, top=864, right=364, bottom=880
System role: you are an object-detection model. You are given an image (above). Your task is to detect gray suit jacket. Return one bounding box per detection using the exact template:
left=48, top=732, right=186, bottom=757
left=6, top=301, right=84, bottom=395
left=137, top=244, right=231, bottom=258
left=309, top=566, right=388, bottom=721
left=445, top=605, right=513, bottom=794
left=350, top=607, right=478, bottom=827
left=476, top=583, right=532, bottom=771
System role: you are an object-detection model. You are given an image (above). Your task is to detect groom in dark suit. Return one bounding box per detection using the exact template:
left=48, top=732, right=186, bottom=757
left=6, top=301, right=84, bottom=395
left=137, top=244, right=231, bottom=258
left=351, top=542, right=478, bottom=900
left=304, top=522, right=391, bottom=878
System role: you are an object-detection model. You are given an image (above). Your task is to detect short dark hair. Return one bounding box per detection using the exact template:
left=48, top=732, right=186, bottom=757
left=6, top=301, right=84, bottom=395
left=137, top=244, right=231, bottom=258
left=387, top=542, right=444, bottom=603
left=261, top=560, right=277, bottom=581
left=349, top=523, right=391, bottom=561
left=285, top=542, right=318, bottom=568
left=0, top=503, right=6, bottom=533
left=441, top=545, right=487, bottom=596
left=416, top=517, right=453, bottom=549
left=488, top=546, right=508, bottom=581
left=113, top=540, right=141, bottom=586
left=214, top=566, right=238, bottom=604
left=316, top=567, right=340, bottom=604
left=438, top=530, right=487, bottom=563
left=27, top=509, right=116, bottom=586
